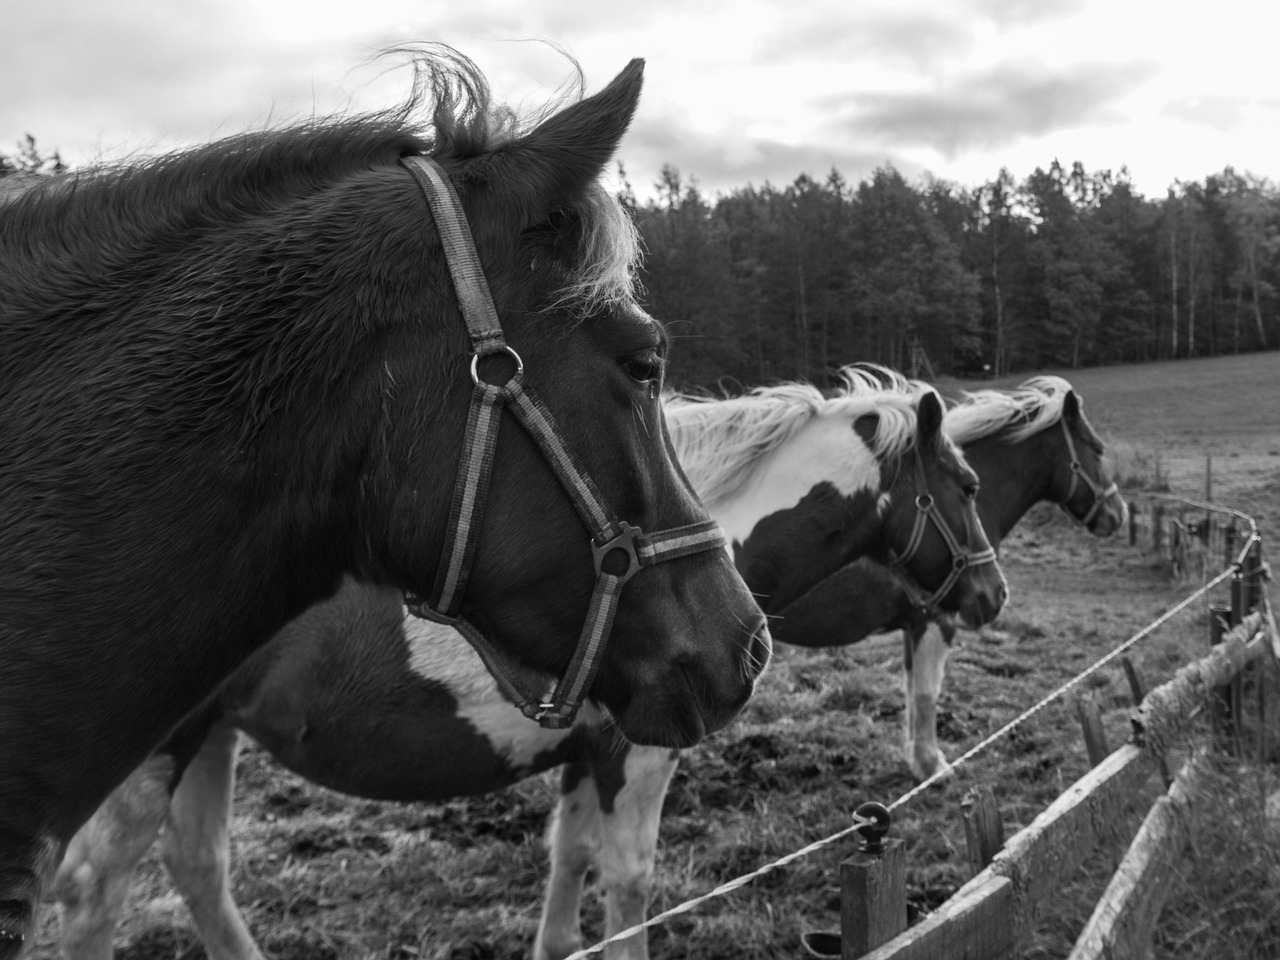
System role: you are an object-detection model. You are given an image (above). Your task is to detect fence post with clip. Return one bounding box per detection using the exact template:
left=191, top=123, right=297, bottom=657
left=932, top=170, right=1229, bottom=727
left=801, top=802, right=905, bottom=960
left=841, top=801, right=905, bottom=958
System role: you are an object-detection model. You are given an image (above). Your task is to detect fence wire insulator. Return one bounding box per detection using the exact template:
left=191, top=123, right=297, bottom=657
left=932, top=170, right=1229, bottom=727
left=854, top=801, right=891, bottom=854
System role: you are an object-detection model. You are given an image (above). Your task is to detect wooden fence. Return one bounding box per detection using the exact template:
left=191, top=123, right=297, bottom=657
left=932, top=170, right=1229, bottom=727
left=811, top=529, right=1273, bottom=960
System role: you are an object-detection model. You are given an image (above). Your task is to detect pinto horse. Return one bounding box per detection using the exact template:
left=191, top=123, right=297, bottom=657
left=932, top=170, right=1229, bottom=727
left=53, top=369, right=1008, bottom=960
left=773, top=376, right=1129, bottom=778
left=0, top=49, right=772, bottom=956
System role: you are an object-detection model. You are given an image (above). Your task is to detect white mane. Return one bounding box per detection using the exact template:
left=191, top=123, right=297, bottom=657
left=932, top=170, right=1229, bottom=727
left=664, top=364, right=937, bottom=508
left=944, top=375, right=1075, bottom=445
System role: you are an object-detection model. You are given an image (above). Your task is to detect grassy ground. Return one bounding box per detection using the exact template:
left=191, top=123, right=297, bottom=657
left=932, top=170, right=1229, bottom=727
left=32, top=351, right=1280, bottom=960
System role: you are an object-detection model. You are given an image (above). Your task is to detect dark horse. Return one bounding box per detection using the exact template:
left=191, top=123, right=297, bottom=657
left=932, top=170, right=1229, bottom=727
left=52, top=368, right=1007, bottom=960
left=0, top=48, right=769, bottom=954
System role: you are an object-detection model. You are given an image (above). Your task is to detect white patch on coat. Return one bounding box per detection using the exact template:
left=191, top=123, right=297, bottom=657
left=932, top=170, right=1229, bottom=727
left=709, top=414, right=882, bottom=548
left=402, top=615, right=604, bottom=769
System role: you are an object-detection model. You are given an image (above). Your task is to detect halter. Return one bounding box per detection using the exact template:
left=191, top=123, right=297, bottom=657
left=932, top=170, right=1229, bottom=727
left=1058, top=417, right=1119, bottom=529
left=399, top=155, right=728, bottom=729
left=887, top=445, right=999, bottom=612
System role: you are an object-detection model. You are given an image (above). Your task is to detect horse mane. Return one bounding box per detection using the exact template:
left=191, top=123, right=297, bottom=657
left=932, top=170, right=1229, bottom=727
left=945, top=375, right=1076, bottom=445
left=0, top=43, right=640, bottom=351
left=664, top=364, right=933, bottom=507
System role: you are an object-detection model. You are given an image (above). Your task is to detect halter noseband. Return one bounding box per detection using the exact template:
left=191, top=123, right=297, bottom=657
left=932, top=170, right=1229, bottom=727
left=1058, top=417, right=1119, bottom=529
left=887, top=445, right=998, bottom=612
left=399, top=155, right=727, bottom=729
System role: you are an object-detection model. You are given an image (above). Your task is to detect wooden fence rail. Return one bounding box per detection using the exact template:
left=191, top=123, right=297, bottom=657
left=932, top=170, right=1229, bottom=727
left=839, top=607, right=1270, bottom=960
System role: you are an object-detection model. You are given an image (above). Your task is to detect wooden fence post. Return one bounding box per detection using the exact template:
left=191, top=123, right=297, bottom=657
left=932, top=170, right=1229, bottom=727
left=961, top=786, right=1004, bottom=876
left=1075, top=693, right=1111, bottom=767
left=1122, top=657, right=1172, bottom=789
left=1208, top=604, right=1236, bottom=754
left=838, top=803, right=906, bottom=960
left=1152, top=503, right=1165, bottom=554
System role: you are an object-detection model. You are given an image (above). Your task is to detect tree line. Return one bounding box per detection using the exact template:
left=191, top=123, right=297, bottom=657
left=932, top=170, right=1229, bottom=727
left=6, top=136, right=1276, bottom=389
left=624, top=161, right=1280, bottom=391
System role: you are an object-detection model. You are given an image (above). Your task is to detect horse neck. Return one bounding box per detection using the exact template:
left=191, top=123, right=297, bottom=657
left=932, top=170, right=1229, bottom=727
left=699, top=414, right=882, bottom=545
left=963, top=428, right=1060, bottom=545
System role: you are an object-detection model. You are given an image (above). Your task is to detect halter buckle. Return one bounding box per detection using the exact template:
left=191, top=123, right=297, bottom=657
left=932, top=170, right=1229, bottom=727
left=593, top=522, right=643, bottom=584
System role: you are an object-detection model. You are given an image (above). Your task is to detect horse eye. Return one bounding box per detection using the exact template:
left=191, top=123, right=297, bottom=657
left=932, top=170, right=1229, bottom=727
left=965, top=484, right=979, bottom=501
left=624, top=354, right=663, bottom=385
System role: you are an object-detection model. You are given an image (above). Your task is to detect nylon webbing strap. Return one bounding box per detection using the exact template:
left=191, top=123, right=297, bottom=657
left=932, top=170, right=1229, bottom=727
left=401, top=156, right=505, bottom=354
left=506, top=383, right=617, bottom=538
left=432, top=382, right=504, bottom=616
left=639, top=520, right=728, bottom=563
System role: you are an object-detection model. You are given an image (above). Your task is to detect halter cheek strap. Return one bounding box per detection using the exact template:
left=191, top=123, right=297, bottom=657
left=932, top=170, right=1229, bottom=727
left=1059, top=418, right=1119, bottom=529
left=887, top=446, right=998, bottom=612
left=399, top=155, right=727, bottom=729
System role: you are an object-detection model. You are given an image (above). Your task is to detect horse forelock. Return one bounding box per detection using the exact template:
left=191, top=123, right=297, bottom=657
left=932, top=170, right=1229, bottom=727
left=664, top=373, right=928, bottom=506
left=945, top=375, right=1075, bottom=445
left=545, top=183, right=643, bottom=318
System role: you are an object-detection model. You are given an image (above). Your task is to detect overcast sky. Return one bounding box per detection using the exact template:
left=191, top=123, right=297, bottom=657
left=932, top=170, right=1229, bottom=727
left=5, top=0, right=1280, bottom=201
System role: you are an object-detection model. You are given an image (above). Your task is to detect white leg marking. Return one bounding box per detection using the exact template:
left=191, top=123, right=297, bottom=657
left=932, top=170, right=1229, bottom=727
left=535, top=768, right=601, bottom=960
left=55, top=755, right=174, bottom=960
left=159, top=724, right=264, bottom=960
left=904, top=624, right=951, bottom=781
left=596, top=748, right=678, bottom=960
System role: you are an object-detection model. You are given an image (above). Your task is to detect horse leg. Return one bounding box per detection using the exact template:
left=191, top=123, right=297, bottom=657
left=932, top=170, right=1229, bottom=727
left=54, top=755, right=175, bottom=960
left=595, top=747, right=678, bottom=960
left=903, top=619, right=954, bottom=780
left=0, top=832, right=60, bottom=960
left=159, top=723, right=263, bottom=960
left=534, top=760, right=602, bottom=960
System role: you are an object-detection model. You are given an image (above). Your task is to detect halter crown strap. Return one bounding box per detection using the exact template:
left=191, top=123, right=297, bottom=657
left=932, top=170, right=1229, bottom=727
left=402, top=156, right=505, bottom=355
left=399, top=155, right=727, bottom=728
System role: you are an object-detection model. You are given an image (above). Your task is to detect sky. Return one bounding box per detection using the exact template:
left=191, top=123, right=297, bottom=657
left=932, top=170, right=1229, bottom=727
left=5, top=0, right=1280, bottom=203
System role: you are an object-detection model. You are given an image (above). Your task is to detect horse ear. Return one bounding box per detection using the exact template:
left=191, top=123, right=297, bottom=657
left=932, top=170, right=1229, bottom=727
left=917, top=390, right=944, bottom=446
left=475, top=59, right=644, bottom=217
left=1063, top=389, right=1082, bottom=423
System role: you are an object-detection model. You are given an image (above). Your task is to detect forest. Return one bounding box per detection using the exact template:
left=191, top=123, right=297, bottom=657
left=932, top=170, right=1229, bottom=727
left=623, top=161, right=1280, bottom=390
left=6, top=135, right=1278, bottom=390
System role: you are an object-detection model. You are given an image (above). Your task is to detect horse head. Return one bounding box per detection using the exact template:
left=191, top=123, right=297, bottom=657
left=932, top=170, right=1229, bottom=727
left=1054, top=388, right=1129, bottom=536
left=354, top=53, right=768, bottom=746
left=877, top=385, right=1009, bottom=629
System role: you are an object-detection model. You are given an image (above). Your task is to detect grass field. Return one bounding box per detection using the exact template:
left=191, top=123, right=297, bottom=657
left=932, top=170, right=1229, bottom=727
left=32, top=351, right=1280, bottom=960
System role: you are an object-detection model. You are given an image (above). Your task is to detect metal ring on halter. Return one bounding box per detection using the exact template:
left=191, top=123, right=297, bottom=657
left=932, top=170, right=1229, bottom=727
left=916, top=494, right=934, bottom=510
left=471, top=345, right=524, bottom=388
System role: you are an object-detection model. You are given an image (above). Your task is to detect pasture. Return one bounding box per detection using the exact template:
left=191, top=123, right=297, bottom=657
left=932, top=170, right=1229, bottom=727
left=32, top=352, right=1280, bottom=960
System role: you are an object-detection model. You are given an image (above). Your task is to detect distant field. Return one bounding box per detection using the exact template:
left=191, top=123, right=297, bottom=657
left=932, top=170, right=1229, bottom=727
left=31, top=351, right=1280, bottom=960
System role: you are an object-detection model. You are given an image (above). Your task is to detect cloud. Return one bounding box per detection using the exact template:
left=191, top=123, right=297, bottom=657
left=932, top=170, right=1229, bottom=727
left=756, top=12, right=975, bottom=73
left=621, top=112, right=907, bottom=199
left=838, top=59, right=1161, bottom=157
left=753, top=0, right=1089, bottom=73
left=1160, top=95, right=1267, bottom=132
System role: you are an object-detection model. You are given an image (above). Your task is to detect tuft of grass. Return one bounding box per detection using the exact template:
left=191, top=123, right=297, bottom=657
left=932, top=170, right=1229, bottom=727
left=1152, top=761, right=1280, bottom=960
left=1104, top=435, right=1170, bottom=492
